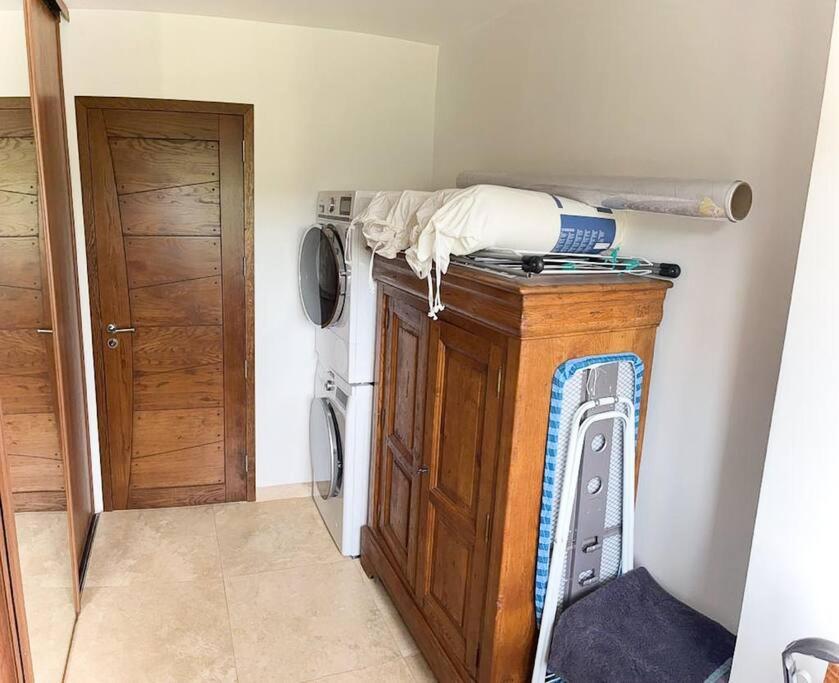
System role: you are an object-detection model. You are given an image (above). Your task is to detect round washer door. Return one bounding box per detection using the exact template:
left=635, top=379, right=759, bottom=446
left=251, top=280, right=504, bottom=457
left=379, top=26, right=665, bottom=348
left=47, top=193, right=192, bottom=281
left=298, top=224, right=346, bottom=328
left=309, top=397, right=343, bottom=500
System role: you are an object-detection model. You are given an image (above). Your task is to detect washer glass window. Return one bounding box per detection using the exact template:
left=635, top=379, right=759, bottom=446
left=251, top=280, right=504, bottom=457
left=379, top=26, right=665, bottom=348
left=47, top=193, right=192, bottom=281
left=309, top=397, right=343, bottom=499
left=299, top=224, right=345, bottom=327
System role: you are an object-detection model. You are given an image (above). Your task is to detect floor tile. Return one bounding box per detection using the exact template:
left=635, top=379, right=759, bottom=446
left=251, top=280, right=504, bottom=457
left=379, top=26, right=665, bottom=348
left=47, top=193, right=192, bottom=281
left=215, top=498, right=344, bottom=576
left=85, top=505, right=221, bottom=587
left=14, top=511, right=76, bottom=682
left=311, top=658, right=415, bottom=682
left=354, top=561, right=419, bottom=657
left=65, top=578, right=236, bottom=683
left=15, top=511, right=74, bottom=588
left=23, top=585, right=76, bottom=683
left=405, top=653, right=437, bottom=682
left=226, top=560, right=400, bottom=682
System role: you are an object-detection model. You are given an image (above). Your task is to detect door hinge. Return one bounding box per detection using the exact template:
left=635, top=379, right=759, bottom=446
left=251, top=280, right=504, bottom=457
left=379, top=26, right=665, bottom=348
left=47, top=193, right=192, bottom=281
left=484, top=513, right=491, bottom=544
left=242, top=139, right=245, bottom=157
left=244, top=359, right=248, bottom=380
left=243, top=452, right=249, bottom=474
left=242, top=255, right=246, bottom=277
left=496, top=369, right=502, bottom=396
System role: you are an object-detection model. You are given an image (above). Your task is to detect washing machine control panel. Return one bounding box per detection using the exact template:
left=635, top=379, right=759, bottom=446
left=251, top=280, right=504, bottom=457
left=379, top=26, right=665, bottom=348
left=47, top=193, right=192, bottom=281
left=317, top=192, right=354, bottom=220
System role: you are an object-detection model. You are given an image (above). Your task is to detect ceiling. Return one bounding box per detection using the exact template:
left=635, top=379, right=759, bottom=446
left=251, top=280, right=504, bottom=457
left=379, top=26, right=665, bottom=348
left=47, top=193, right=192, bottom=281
left=3, top=0, right=533, bottom=44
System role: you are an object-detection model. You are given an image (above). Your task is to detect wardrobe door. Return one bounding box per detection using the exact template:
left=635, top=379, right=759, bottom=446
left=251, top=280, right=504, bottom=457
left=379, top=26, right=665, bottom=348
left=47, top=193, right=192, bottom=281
left=24, top=0, right=94, bottom=601
left=376, top=295, right=429, bottom=589
left=415, top=318, right=503, bottom=675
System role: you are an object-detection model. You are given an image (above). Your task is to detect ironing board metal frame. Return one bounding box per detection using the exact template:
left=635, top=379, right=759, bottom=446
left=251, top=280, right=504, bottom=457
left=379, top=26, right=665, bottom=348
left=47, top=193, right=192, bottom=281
left=531, top=395, right=636, bottom=683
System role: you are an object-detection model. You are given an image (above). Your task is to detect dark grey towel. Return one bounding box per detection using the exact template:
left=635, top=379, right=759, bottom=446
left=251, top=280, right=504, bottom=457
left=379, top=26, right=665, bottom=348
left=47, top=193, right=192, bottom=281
left=548, top=567, right=735, bottom=683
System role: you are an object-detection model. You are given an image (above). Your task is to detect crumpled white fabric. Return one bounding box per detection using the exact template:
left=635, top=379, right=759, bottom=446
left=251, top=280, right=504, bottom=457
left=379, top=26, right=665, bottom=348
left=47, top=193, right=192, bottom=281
left=404, top=188, right=466, bottom=316
left=357, top=190, right=433, bottom=287
left=354, top=190, right=402, bottom=258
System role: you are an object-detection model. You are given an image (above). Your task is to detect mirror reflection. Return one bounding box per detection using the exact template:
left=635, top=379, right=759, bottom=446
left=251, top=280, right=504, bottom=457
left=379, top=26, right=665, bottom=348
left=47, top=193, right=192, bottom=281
left=0, top=6, right=77, bottom=682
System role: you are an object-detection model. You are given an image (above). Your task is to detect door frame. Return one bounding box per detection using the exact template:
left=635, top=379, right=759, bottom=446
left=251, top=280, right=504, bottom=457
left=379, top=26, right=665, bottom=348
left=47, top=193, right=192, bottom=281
left=74, top=97, right=256, bottom=510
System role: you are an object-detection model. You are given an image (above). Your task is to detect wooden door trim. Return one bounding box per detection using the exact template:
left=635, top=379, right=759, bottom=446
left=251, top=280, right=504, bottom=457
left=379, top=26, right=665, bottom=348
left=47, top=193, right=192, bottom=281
left=75, top=97, right=256, bottom=509
left=76, top=96, right=253, bottom=117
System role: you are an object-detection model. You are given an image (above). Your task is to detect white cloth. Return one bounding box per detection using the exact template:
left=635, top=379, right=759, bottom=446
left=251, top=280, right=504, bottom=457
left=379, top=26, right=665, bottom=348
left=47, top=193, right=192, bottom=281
left=354, top=191, right=403, bottom=258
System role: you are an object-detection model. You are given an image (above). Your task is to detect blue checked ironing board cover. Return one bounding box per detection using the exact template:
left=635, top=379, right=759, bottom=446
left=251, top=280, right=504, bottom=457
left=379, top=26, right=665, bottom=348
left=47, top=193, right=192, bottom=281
left=534, top=353, right=644, bottom=621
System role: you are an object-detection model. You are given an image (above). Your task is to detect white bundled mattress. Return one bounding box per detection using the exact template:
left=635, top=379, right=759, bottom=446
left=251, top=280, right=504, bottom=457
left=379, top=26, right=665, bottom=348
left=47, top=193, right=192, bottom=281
left=357, top=184, right=625, bottom=316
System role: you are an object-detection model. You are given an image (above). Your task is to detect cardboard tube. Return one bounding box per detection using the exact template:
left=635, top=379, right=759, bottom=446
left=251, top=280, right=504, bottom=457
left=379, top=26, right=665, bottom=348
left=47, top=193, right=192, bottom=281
left=456, top=172, right=753, bottom=222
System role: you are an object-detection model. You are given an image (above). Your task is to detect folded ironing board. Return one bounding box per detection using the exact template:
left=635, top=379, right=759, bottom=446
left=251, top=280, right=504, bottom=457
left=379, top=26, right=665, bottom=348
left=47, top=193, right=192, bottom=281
left=532, top=354, right=643, bottom=683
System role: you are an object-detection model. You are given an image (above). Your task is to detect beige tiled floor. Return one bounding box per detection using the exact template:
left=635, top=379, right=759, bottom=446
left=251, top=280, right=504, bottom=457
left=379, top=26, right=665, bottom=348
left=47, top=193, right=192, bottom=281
left=15, top=511, right=76, bottom=683
left=65, top=498, right=437, bottom=682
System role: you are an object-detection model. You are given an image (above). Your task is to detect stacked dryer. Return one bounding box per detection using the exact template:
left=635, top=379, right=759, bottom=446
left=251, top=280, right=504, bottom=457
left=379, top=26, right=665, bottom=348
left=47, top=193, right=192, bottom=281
left=299, top=191, right=377, bottom=556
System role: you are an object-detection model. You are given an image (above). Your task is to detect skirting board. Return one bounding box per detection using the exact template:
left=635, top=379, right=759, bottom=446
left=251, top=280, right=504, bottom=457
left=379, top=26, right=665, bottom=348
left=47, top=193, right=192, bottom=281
left=256, top=483, right=311, bottom=502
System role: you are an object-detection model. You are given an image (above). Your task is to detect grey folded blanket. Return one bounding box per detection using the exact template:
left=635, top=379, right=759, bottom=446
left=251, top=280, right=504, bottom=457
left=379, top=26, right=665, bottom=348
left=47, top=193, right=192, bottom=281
left=548, top=567, right=735, bottom=683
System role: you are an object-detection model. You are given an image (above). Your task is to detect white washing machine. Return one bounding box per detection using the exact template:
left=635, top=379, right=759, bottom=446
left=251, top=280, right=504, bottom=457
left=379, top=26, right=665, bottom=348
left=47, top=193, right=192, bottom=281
left=298, top=191, right=378, bottom=385
left=300, top=191, right=379, bottom=555
left=308, top=362, right=373, bottom=556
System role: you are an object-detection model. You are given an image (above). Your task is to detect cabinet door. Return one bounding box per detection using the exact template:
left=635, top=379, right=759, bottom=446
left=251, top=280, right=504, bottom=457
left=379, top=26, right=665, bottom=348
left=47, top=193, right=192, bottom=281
left=416, top=319, right=503, bottom=674
left=376, top=296, right=428, bottom=588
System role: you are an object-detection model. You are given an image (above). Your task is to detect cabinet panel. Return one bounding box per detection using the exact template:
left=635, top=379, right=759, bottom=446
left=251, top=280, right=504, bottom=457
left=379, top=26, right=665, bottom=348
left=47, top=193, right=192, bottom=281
left=417, top=320, right=503, bottom=674
left=377, top=297, right=428, bottom=588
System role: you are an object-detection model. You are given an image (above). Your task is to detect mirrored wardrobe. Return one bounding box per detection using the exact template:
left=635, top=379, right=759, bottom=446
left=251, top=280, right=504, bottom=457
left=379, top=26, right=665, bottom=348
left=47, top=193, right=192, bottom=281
left=0, top=1, right=95, bottom=680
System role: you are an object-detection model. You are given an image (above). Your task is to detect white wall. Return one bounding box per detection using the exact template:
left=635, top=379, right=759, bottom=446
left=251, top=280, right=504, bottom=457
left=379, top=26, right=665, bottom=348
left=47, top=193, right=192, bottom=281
left=59, top=11, right=438, bottom=508
left=732, top=4, right=839, bottom=679
left=0, top=11, right=27, bottom=94
left=432, top=0, right=834, bottom=630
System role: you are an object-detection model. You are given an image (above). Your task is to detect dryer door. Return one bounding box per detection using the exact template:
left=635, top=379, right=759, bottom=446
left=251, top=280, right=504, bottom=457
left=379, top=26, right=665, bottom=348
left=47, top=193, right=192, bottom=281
left=309, top=397, right=343, bottom=500
left=299, top=224, right=346, bottom=328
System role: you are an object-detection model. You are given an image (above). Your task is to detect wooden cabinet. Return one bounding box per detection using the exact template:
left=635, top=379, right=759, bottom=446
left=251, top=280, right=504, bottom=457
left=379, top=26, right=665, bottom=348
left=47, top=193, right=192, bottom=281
left=361, top=257, right=671, bottom=682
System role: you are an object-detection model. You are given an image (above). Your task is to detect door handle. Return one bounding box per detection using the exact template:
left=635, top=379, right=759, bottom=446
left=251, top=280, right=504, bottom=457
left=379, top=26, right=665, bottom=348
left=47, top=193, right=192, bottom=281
left=107, top=323, right=135, bottom=334
left=416, top=465, right=429, bottom=475
left=36, top=328, right=53, bottom=334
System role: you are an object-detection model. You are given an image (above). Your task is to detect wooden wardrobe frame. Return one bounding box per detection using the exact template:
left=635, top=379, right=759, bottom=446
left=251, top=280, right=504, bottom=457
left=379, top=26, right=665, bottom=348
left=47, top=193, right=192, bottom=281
left=0, top=0, right=86, bottom=679
left=74, top=97, right=256, bottom=509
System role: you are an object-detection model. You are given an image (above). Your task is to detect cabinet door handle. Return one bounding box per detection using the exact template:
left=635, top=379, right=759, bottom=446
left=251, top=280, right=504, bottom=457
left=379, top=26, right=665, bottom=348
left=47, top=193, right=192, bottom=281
left=416, top=465, right=429, bottom=475
left=107, top=323, right=135, bottom=334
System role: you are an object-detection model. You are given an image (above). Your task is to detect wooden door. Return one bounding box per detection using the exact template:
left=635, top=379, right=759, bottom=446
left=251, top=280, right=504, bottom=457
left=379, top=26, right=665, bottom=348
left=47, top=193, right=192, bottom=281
left=0, top=99, right=66, bottom=513
left=376, top=295, right=429, bottom=588
left=416, top=319, right=503, bottom=675
left=76, top=98, right=254, bottom=510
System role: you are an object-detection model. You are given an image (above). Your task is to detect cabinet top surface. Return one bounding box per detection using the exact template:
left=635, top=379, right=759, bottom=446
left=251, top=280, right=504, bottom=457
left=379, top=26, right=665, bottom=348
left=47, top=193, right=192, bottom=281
left=374, top=256, right=672, bottom=338
left=375, top=256, right=672, bottom=296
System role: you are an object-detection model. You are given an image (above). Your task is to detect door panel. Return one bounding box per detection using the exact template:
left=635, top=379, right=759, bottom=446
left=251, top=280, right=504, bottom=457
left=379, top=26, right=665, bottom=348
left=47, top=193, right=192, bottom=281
left=131, top=443, right=224, bottom=490
left=109, top=138, right=219, bottom=194
left=0, top=238, right=41, bottom=289
left=417, top=320, right=503, bottom=674
left=0, top=102, right=66, bottom=514
left=124, top=236, right=221, bottom=288
left=377, top=296, right=428, bottom=588
left=79, top=101, right=250, bottom=509
left=0, top=138, right=37, bottom=193
left=103, top=109, right=219, bottom=140
left=129, top=276, right=223, bottom=326
left=133, top=326, right=223, bottom=373
left=119, top=182, right=221, bottom=236
left=134, top=363, right=223, bottom=410
left=0, top=190, right=38, bottom=236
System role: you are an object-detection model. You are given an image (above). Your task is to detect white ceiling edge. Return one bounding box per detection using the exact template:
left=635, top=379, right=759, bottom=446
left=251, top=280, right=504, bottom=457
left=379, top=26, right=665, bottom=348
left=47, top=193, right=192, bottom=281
left=0, top=0, right=534, bottom=45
